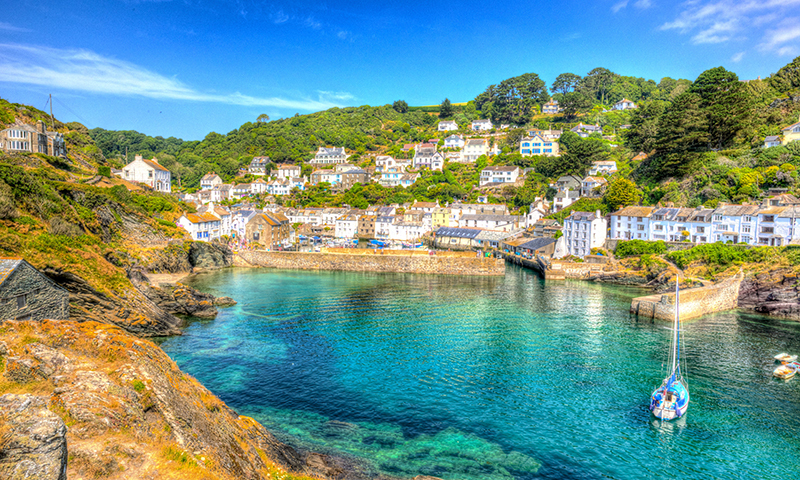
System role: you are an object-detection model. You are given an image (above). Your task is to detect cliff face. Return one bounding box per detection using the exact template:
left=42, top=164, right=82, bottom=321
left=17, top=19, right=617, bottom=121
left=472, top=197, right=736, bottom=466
left=0, top=319, right=362, bottom=480
left=739, top=270, right=800, bottom=319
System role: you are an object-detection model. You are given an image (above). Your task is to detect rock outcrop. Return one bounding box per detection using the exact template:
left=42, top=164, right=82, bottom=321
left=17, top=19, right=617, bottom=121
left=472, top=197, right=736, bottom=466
left=739, top=270, right=800, bottom=319
left=0, top=394, right=68, bottom=480
left=0, top=320, right=364, bottom=480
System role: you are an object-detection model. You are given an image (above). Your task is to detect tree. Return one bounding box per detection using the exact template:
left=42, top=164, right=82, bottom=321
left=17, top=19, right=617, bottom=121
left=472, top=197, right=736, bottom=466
left=440, top=98, right=453, bottom=119
left=647, top=92, right=709, bottom=179
left=689, top=66, right=753, bottom=150
left=560, top=92, right=592, bottom=120
left=604, top=178, right=641, bottom=211
left=580, top=67, right=618, bottom=106
left=622, top=100, right=668, bottom=153
left=769, top=55, right=800, bottom=93
left=392, top=100, right=409, bottom=113
left=257, top=114, right=270, bottom=123
left=474, top=73, right=550, bottom=124
left=551, top=73, right=582, bottom=96
left=560, top=137, right=610, bottom=177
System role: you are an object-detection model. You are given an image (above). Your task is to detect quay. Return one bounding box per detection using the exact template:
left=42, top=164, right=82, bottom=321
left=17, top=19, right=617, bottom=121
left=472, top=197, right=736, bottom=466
left=234, top=248, right=506, bottom=276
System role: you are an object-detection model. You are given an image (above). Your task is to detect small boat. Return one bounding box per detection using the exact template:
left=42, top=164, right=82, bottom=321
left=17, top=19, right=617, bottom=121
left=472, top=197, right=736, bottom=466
left=649, top=280, right=690, bottom=421
left=774, top=353, right=797, bottom=363
left=773, top=363, right=798, bottom=380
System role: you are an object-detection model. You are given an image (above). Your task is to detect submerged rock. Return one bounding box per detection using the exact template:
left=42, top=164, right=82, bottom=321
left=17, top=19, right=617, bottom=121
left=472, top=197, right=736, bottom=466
left=0, top=394, right=68, bottom=480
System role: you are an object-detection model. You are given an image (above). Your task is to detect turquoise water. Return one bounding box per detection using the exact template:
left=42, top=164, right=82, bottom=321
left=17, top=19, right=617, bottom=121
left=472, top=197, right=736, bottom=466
left=160, top=266, right=800, bottom=479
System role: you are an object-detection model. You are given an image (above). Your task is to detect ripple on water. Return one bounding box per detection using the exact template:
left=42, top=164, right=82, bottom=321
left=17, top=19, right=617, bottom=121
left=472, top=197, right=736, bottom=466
left=159, top=267, right=800, bottom=480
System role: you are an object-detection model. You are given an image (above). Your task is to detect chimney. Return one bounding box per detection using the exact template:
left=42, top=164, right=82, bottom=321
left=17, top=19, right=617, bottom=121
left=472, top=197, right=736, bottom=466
left=151, top=157, right=159, bottom=164
left=596, top=210, right=601, bottom=218
left=135, top=155, right=143, bottom=162
left=37, top=120, right=46, bottom=134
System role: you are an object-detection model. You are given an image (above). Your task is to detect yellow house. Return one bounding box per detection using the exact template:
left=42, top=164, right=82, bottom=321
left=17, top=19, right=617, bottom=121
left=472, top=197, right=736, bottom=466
left=432, top=207, right=454, bottom=228
left=781, top=117, right=800, bottom=145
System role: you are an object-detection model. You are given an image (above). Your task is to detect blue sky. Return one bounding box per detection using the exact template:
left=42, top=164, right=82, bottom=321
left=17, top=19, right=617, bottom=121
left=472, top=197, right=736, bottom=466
left=0, top=0, right=798, bottom=140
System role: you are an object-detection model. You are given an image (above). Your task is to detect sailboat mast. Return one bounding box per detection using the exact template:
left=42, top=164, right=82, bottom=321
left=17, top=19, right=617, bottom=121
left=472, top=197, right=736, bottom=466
left=672, top=278, right=680, bottom=375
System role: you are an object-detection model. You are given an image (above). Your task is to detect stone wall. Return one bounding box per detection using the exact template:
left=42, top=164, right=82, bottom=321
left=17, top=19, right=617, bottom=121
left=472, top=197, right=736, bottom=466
left=0, top=262, right=69, bottom=322
left=236, top=250, right=506, bottom=276
left=630, top=274, right=743, bottom=321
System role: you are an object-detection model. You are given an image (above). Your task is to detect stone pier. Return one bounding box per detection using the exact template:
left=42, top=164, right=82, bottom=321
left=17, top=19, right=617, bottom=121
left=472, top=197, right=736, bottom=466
left=630, top=274, right=743, bottom=321
left=234, top=249, right=506, bottom=276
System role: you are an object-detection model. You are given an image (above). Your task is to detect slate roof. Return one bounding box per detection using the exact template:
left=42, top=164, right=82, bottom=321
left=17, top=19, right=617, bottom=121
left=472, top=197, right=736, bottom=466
left=142, top=158, right=169, bottom=172
left=435, top=227, right=481, bottom=239
left=713, top=204, right=760, bottom=216
left=461, top=214, right=520, bottom=222
left=0, top=257, right=23, bottom=286
left=517, top=237, right=557, bottom=250
left=612, top=206, right=655, bottom=218
left=765, top=135, right=781, bottom=142
left=567, top=211, right=599, bottom=221
left=465, top=139, right=488, bottom=146
left=483, top=166, right=519, bottom=172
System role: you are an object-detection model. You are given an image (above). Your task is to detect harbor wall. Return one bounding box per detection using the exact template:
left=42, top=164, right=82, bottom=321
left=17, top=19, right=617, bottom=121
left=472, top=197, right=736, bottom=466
left=630, top=275, right=743, bottom=321
left=234, top=250, right=506, bottom=276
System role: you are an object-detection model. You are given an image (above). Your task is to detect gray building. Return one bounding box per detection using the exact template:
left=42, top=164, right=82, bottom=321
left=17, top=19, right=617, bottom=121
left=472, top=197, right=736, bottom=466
left=0, top=258, right=69, bottom=321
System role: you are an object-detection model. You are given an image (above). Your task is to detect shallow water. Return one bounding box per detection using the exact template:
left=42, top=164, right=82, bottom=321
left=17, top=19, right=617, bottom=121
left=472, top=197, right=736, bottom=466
left=159, top=266, right=800, bottom=479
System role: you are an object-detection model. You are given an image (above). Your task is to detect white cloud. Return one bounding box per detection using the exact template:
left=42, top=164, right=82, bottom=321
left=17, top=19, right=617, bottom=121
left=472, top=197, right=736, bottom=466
left=271, top=9, right=289, bottom=24
left=0, top=43, right=352, bottom=111
left=759, top=21, right=800, bottom=54
left=612, top=1, right=628, bottom=13
left=634, top=0, right=652, bottom=9
left=0, top=22, right=30, bottom=32
left=661, top=0, right=800, bottom=53
left=731, top=51, right=745, bottom=62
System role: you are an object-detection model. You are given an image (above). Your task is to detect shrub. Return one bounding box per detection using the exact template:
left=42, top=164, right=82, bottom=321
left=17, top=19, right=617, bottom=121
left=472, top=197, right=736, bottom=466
left=666, top=242, right=749, bottom=269
left=98, top=166, right=111, bottom=177
left=615, top=240, right=667, bottom=258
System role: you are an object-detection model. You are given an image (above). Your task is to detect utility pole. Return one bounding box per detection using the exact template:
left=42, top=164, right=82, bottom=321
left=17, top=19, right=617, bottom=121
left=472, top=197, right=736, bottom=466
left=49, top=94, right=54, bottom=129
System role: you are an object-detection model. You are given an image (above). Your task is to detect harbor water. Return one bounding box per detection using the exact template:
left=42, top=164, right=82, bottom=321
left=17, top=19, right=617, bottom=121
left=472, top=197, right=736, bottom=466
left=158, top=266, right=800, bottom=479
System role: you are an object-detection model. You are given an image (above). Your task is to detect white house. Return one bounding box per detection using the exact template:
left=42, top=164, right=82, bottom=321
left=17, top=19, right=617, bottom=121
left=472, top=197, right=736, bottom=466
left=200, top=173, right=223, bottom=190
left=122, top=156, right=171, bottom=193
left=335, top=214, right=359, bottom=239
left=438, top=120, right=458, bottom=131
left=249, top=156, right=271, bottom=175
left=588, top=160, right=618, bottom=176
left=562, top=210, right=607, bottom=258
left=609, top=206, right=655, bottom=240
left=444, top=134, right=465, bottom=149
left=250, top=178, right=268, bottom=195
left=231, top=209, right=258, bottom=240
left=232, top=183, right=251, bottom=199
left=542, top=100, right=561, bottom=114
left=613, top=98, right=637, bottom=110
left=458, top=214, right=521, bottom=232
left=571, top=123, right=603, bottom=138
left=553, top=189, right=580, bottom=212
left=380, top=167, right=404, bottom=187
left=581, top=176, right=608, bottom=197
left=480, top=166, right=520, bottom=186
left=527, top=129, right=563, bottom=141
left=764, top=136, right=782, bottom=148
left=413, top=144, right=444, bottom=171
left=275, top=164, right=301, bottom=180
left=472, top=119, right=494, bottom=131
left=177, top=212, right=221, bottom=241
left=376, top=156, right=401, bottom=173
left=520, top=134, right=559, bottom=157
left=525, top=198, right=550, bottom=228
left=400, top=173, right=420, bottom=188
left=312, top=147, right=349, bottom=164
left=462, top=138, right=489, bottom=162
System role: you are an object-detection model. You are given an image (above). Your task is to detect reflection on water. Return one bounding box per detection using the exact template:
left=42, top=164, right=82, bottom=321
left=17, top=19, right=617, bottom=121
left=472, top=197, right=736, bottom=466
left=159, top=266, right=800, bottom=480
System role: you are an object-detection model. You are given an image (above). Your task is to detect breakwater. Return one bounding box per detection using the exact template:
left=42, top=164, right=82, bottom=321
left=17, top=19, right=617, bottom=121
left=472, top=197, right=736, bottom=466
left=234, top=249, right=506, bottom=276
left=630, top=274, right=743, bottom=321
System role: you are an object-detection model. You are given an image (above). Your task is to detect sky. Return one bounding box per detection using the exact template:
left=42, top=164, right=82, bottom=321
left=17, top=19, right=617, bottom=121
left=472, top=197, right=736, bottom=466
left=0, top=0, right=799, bottom=141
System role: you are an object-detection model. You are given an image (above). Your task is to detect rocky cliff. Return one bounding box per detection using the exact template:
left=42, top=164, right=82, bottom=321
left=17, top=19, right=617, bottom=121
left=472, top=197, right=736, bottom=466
left=0, top=319, right=370, bottom=480
left=738, top=269, right=800, bottom=318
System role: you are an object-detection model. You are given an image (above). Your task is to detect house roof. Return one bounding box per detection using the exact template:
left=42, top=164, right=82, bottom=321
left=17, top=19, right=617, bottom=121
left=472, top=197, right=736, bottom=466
left=277, top=163, right=300, bottom=170
left=185, top=213, right=220, bottom=224
left=201, top=173, right=221, bottom=181
left=765, top=135, right=781, bottom=142
left=582, top=176, right=607, bottom=184
left=142, top=158, right=169, bottom=172
left=517, top=237, right=557, bottom=251
left=616, top=98, right=635, bottom=104
left=483, top=166, right=519, bottom=172
left=413, top=202, right=438, bottom=208
left=473, top=119, right=492, bottom=124
left=435, top=227, right=482, bottom=239
left=712, top=204, right=760, bottom=216
left=461, top=214, right=520, bottom=222
left=567, top=211, right=599, bottom=221
left=781, top=120, right=800, bottom=132
left=465, top=139, right=488, bottom=146
left=612, top=206, right=655, bottom=218
left=0, top=257, right=23, bottom=286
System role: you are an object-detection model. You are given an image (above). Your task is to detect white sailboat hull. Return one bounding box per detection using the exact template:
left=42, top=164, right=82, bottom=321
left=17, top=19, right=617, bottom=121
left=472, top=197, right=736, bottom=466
left=652, top=399, right=689, bottom=420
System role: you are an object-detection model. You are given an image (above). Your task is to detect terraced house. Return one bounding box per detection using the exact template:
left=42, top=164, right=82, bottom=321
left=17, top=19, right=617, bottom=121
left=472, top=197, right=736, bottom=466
left=0, top=120, right=66, bottom=158
left=245, top=212, right=292, bottom=249
left=519, top=134, right=559, bottom=157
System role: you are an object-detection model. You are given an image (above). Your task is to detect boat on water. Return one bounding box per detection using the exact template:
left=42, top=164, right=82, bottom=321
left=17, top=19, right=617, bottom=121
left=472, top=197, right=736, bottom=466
left=773, top=363, right=798, bottom=380
left=649, top=280, right=690, bottom=421
left=774, top=353, right=797, bottom=363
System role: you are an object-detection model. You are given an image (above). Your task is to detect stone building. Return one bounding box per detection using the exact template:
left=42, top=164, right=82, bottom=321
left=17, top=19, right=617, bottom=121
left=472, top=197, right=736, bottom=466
left=245, top=212, right=292, bottom=249
left=0, top=258, right=69, bottom=321
left=0, top=120, right=66, bottom=158
left=358, top=215, right=377, bottom=239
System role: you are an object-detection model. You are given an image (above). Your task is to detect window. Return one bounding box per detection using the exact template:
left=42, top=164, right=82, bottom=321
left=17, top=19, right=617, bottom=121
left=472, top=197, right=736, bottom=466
left=744, top=216, right=752, bottom=222
left=762, top=227, right=774, bottom=234
left=637, top=217, right=643, bottom=222
left=743, top=225, right=751, bottom=233
left=654, top=225, right=663, bottom=231
left=697, top=226, right=705, bottom=233
left=16, top=294, right=27, bottom=309
left=713, top=215, right=722, bottom=221
left=637, top=225, right=645, bottom=231
left=763, top=215, right=775, bottom=222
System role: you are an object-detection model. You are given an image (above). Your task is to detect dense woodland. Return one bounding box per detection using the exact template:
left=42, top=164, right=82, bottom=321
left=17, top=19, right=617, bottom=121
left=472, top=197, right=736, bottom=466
left=81, top=57, right=800, bottom=213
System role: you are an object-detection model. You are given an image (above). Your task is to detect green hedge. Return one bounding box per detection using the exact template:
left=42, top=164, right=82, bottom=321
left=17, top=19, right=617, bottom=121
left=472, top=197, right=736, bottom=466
left=615, top=240, right=667, bottom=258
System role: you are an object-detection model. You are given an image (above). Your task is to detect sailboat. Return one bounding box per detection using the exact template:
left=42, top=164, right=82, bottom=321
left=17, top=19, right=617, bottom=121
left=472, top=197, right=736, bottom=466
left=649, top=279, right=690, bottom=420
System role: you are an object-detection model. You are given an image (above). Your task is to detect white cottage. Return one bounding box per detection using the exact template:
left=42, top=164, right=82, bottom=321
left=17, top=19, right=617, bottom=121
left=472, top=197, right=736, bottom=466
left=122, top=156, right=171, bottom=193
